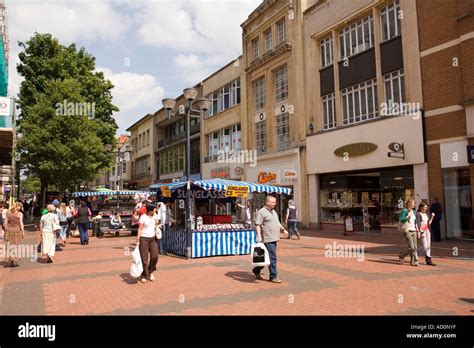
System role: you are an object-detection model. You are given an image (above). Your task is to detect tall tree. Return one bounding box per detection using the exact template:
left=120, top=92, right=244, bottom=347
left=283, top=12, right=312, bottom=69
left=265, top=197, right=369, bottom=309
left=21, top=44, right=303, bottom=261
left=16, top=33, right=119, bottom=201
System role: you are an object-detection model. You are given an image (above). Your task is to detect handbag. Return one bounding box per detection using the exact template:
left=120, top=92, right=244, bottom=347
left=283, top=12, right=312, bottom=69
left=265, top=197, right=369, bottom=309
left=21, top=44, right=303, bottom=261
left=251, top=243, right=270, bottom=267
left=52, top=216, right=61, bottom=233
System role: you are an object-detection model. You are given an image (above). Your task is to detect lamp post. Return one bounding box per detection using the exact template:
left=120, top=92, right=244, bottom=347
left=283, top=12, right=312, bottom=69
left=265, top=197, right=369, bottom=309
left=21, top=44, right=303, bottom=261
left=162, top=88, right=210, bottom=259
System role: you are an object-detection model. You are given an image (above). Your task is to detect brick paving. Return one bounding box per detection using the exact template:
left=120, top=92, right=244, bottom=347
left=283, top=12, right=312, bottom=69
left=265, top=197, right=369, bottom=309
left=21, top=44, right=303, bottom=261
left=0, top=229, right=472, bottom=315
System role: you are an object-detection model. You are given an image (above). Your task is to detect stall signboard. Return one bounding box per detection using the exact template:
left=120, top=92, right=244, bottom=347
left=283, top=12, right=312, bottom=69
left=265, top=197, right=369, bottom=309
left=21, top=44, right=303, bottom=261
left=161, top=186, right=171, bottom=198
left=225, top=186, right=249, bottom=197
left=211, top=167, right=230, bottom=178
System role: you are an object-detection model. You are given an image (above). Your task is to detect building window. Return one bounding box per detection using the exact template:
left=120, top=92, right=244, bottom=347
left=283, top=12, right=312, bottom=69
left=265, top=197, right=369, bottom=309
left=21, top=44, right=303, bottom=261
left=122, top=162, right=126, bottom=173
left=384, top=69, right=405, bottom=115
left=159, top=145, right=184, bottom=175
left=112, top=166, right=116, bottom=176
left=146, top=130, right=150, bottom=146
left=264, top=28, right=273, bottom=51
left=220, top=85, right=230, bottom=111
left=219, top=128, right=231, bottom=153
left=277, top=18, right=286, bottom=44
left=208, top=79, right=240, bottom=117
left=276, top=113, right=290, bottom=151
left=207, top=124, right=241, bottom=162
left=322, top=93, right=336, bottom=130
left=230, top=79, right=241, bottom=106
left=256, top=120, right=266, bottom=155
left=255, top=78, right=265, bottom=110
left=381, top=0, right=401, bottom=42
left=138, top=135, right=141, bottom=149
left=339, top=15, right=374, bottom=61
left=342, top=79, right=378, bottom=125
left=274, top=66, right=288, bottom=102
left=231, top=124, right=241, bottom=151
left=210, top=92, right=219, bottom=116
left=320, top=36, right=333, bottom=68
left=252, top=38, right=260, bottom=60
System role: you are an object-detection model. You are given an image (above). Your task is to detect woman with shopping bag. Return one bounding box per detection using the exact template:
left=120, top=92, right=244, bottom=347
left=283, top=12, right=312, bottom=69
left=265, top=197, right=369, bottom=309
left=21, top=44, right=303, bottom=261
left=136, top=204, right=159, bottom=283
left=40, top=204, right=61, bottom=263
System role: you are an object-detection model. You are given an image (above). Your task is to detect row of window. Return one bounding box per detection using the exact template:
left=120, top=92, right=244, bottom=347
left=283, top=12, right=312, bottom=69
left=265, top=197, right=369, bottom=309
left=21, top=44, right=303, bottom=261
left=165, top=117, right=199, bottom=140
left=159, top=145, right=184, bottom=175
left=252, top=17, right=286, bottom=60
left=208, top=79, right=241, bottom=117
left=132, top=130, right=150, bottom=152
left=255, top=112, right=290, bottom=155
left=320, top=0, right=401, bottom=68
left=322, top=69, right=405, bottom=129
left=132, top=157, right=149, bottom=176
left=254, top=65, right=288, bottom=110
left=208, top=124, right=242, bottom=161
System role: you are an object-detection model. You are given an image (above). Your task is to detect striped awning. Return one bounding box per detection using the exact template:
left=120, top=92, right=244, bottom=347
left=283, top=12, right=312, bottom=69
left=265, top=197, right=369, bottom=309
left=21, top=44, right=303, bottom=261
left=149, top=182, right=187, bottom=191
left=72, top=190, right=149, bottom=197
left=192, top=178, right=292, bottom=195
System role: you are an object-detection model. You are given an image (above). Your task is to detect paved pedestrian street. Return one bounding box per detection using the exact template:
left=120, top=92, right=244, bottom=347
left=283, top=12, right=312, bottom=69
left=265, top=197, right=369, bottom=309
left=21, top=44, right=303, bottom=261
left=0, top=230, right=472, bottom=316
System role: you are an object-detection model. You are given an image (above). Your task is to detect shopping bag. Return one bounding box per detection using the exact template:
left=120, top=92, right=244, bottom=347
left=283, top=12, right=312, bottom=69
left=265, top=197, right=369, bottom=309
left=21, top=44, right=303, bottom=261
left=251, top=243, right=270, bottom=267
left=130, top=246, right=143, bottom=278
left=155, top=224, right=162, bottom=240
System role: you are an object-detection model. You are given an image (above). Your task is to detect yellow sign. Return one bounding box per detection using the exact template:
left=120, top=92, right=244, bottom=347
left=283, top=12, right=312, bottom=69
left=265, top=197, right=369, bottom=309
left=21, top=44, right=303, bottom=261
left=225, top=186, right=249, bottom=197
left=160, top=186, right=171, bottom=198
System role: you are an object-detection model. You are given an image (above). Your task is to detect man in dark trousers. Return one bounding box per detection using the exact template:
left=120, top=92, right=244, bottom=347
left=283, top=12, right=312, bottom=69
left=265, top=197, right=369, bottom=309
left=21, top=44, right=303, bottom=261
left=429, top=197, right=442, bottom=242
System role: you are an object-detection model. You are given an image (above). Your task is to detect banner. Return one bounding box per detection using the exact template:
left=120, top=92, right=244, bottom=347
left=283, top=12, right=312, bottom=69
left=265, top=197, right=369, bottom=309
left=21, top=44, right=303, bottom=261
left=161, top=186, right=171, bottom=198
left=224, top=186, right=249, bottom=197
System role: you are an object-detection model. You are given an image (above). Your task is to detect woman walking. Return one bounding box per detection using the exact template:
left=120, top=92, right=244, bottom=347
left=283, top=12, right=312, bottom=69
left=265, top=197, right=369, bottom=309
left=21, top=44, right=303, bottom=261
left=75, top=201, right=91, bottom=245
left=40, top=204, right=59, bottom=263
left=57, top=203, right=69, bottom=246
left=285, top=200, right=300, bottom=240
left=4, top=202, right=25, bottom=267
left=136, top=204, right=159, bottom=283
left=399, top=198, right=419, bottom=266
left=416, top=203, right=436, bottom=266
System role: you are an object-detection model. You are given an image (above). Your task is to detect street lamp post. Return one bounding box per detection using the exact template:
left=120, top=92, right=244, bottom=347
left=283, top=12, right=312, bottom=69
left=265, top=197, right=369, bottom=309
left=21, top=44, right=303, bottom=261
left=162, top=88, right=210, bottom=259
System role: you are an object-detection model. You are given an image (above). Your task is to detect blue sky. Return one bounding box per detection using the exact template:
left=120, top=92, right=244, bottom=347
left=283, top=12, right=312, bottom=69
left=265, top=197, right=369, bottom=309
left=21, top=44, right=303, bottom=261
left=7, top=0, right=261, bottom=133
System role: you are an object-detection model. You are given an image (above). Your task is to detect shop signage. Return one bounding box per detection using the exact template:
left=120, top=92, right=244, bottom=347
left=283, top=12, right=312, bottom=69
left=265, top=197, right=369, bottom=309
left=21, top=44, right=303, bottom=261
left=282, top=169, right=297, bottom=179
left=160, top=186, right=171, bottom=198
left=258, top=171, right=278, bottom=184
left=234, top=166, right=244, bottom=176
left=388, top=142, right=405, bottom=159
left=468, top=145, right=474, bottom=164
left=334, top=143, right=377, bottom=157
left=255, top=111, right=266, bottom=123
left=211, top=167, right=231, bottom=178
left=224, top=186, right=249, bottom=197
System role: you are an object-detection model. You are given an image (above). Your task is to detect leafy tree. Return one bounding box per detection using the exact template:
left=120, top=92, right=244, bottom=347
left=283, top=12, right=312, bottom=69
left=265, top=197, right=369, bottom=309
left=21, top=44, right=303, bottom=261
left=16, top=33, right=118, bottom=201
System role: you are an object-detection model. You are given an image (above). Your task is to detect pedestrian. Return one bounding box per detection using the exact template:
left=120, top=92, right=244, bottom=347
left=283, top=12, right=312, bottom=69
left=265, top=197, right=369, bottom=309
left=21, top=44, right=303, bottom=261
left=416, top=202, right=436, bottom=266
left=136, top=204, right=159, bottom=283
left=429, top=197, right=442, bottom=242
left=110, top=211, right=122, bottom=236
left=253, top=196, right=289, bottom=283
left=157, top=202, right=174, bottom=255
left=4, top=202, right=25, bottom=267
left=40, top=204, right=59, bottom=263
left=22, top=200, right=29, bottom=218
left=236, top=201, right=253, bottom=227
left=57, top=203, right=69, bottom=246
left=285, top=199, right=300, bottom=240
left=399, top=198, right=419, bottom=266
left=66, top=201, right=75, bottom=238
left=75, top=201, right=92, bottom=245
left=0, top=201, right=5, bottom=241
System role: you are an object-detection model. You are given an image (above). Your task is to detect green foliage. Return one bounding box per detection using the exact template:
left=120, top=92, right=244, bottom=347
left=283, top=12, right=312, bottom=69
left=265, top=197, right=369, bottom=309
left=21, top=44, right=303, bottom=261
left=16, top=33, right=119, bottom=193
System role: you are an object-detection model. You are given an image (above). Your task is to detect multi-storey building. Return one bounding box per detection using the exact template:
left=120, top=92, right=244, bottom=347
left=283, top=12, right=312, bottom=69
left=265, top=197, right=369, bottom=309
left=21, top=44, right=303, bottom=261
left=417, top=0, right=473, bottom=239
left=154, top=85, right=202, bottom=184
left=0, top=0, right=10, bottom=202
left=241, top=0, right=309, bottom=224
left=127, top=114, right=155, bottom=189
left=303, top=0, right=427, bottom=234
left=107, top=135, right=131, bottom=190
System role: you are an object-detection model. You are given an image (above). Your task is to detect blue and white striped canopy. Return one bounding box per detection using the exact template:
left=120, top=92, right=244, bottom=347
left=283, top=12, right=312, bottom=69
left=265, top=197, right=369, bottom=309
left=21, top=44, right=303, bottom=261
left=149, top=182, right=187, bottom=191
left=192, top=178, right=291, bottom=195
left=72, top=190, right=149, bottom=197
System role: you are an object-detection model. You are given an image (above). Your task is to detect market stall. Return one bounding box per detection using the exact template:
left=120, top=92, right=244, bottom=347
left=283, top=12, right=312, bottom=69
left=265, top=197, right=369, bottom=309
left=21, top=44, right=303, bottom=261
left=149, top=178, right=291, bottom=258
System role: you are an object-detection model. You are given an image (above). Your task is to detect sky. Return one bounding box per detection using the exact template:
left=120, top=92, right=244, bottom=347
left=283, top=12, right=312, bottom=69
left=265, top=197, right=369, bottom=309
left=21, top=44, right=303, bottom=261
left=6, top=0, right=262, bottom=134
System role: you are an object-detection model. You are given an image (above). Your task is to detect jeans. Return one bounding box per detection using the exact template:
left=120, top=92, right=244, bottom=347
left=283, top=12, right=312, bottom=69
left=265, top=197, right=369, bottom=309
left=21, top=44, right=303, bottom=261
left=159, top=224, right=169, bottom=254
left=111, top=222, right=121, bottom=230
left=417, top=230, right=432, bottom=257
left=287, top=221, right=298, bottom=238
left=253, top=241, right=278, bottom=280
left=59, top=224, right=67, bottom=241
left=400, top=231, right=419, bottom=265
left=78, top=223, right=89, bottom=244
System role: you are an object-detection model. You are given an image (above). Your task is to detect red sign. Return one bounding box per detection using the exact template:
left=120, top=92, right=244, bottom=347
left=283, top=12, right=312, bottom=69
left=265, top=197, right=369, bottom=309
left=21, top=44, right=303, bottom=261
left=258, top=172, right=277, bottom=184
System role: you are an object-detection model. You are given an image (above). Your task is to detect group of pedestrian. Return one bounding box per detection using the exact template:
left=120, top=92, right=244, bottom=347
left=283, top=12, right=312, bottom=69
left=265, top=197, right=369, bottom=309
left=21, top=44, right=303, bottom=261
left=398, top=197, right=442, bottom=267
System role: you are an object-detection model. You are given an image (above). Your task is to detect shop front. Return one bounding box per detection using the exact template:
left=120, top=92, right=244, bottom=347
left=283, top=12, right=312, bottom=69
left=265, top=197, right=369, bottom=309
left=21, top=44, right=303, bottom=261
left=306, top=115, right=427, bottom=234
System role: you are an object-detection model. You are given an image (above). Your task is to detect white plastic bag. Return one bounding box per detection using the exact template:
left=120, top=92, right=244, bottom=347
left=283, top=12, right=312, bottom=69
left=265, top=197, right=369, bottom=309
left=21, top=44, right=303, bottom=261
left=251, top=243, right=270, bottom=267
left=130, top=246, right=143, bottom=278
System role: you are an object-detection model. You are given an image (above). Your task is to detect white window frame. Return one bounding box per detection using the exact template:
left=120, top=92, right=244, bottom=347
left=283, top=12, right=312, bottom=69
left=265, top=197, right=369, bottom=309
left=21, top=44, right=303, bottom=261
left=252, top=38, right=260, bottom=60
left=339, top=15, right=374, bottom=61
left=322, top=93, right=336, bottom=130
left=381, top=0, right=401, bottom=42
left=230, top=79, right=240, bottom=107
left=256, top=120, right=266, bottom=155
left=274, top=66, right=288, bottom=102
left=320, top=36, right=333, bottom=68
left=384, top=69, right=405, bottom=115
left=255, top=78, right=265, bottom=110
left=342, top=79, right=378, bottom=125
left=264, top=28, right=273, bottom=52
left=276, top=112, right=290, bottom=151
left=277, top=18, right=286, bottom=44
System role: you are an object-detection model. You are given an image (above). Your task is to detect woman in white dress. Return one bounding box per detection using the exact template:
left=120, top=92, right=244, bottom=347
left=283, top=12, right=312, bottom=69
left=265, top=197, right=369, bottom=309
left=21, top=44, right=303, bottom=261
left=40, top=204, right=59, bottom=263
left=416, top=202, right=436, bottom=266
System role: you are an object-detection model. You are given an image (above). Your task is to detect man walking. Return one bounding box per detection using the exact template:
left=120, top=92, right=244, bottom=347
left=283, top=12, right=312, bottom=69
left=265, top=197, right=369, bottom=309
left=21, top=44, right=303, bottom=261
left=429, top=197, right=442, bottom=242
left=253, top=196, right=288, bottom=283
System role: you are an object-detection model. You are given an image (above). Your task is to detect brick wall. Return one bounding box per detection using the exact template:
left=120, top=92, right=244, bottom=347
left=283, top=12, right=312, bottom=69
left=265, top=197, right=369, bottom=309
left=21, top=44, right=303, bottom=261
left=425, top=111, right=467, bottom=141
left=426, top=144, right=444, bottom=206
left=461, top=39, right=474, bottom=103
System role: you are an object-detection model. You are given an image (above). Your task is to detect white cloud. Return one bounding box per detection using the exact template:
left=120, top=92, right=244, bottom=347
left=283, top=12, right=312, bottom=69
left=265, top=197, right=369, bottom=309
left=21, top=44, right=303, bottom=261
left=97, top=67, right=165, bottom=132
left=8, top=0, right=131, bottom=44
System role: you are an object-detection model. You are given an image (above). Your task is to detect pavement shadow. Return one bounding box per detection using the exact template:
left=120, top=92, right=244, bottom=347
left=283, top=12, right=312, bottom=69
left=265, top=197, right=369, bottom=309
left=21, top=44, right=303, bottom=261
left=120, top=273, right=139, bottom=285
left=225, top=271, right=258, bottom=283
left=366, top=258, right=403, bottom=265
left=459, top=298, right=474, bottom=304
